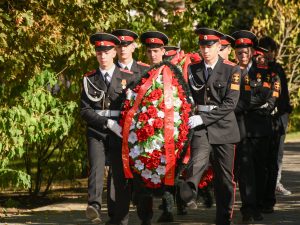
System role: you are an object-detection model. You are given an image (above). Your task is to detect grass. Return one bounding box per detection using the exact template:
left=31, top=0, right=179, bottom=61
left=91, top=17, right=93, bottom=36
left=286, top=131, right=300, bottom=142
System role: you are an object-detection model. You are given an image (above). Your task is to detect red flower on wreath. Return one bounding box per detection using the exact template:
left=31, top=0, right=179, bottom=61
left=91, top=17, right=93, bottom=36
left=138, top=112, right=149, bottom=123
left=147, top=105, right=158, bottom=117
left=119, top=64, right=192, bottom=188
left=148, top=89, right=163, bottom=101
left=153, top=118, right=164, bottom=129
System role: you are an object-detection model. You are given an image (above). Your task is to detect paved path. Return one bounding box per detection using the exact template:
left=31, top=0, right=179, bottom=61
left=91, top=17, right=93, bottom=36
left=1, top=142, right=300, bottom=225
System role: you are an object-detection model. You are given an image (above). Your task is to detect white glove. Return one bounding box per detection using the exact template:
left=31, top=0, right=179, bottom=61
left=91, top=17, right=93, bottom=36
left=188, top=115, right=203, bottom=129
left=107, top=119, right=123, bottom=138
left=260, top=103, right=269, bottom=109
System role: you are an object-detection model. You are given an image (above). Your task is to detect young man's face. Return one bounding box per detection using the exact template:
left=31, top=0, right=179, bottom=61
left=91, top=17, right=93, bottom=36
left=199, top=42, right=221, bottom=63
left=255, top=54, right=268, bottom=66
left=219, top=45, right=231, bottom=61
left=265, top=49, right=276, bottom=62
left=146, top=47, right=165, bottom=65
left=235, top=47, right=253, bottom=67
left=96, top=48, right=116, bottom=69
left=116, top=43, right=135, bottom=61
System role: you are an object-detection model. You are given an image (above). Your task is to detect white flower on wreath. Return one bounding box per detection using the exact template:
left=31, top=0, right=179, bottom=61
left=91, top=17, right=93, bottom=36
left=141, top=106, right=147, bottom=113
left=128, top=131, right=138, bottom=144
left=152, top=100, right=159, bottom=107
left=172, top=86, right=178, bottom=95
left=144, top=139, right=163, bottom=153
left=156, top=165, right=166, bottom=175
left=156, top=75, right=163, bottom=84
left=157, top=110, right=165, bottom=118
left=174, top=127, right=179, bottom=137
left=174, top=111, right=181, bottom=123
left=141, top=169, right=152, bottom=179
left=129, top=145, right=140, bottom=158
left=136, top=121, right=142, bottom=129
left=151, top=174, right=161, bottom=184
left=174, top=98, right=182, bottom=107
left=135, top=160, right=144, bottom=171
left=126, top=89, right=134, bottom=100
left=160, top=155, right=166, bottom=163
left=148, top=118, right=155, bottom=126
left=130, top=119, right=136, bottom=130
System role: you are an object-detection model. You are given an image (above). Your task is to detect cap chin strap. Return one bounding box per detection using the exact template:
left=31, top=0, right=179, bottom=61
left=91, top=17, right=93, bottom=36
left=83, top=76, right=105, bottom=102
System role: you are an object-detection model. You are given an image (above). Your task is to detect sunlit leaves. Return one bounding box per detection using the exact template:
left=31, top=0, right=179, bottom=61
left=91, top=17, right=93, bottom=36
left=0, top=70, right=77, bottom=189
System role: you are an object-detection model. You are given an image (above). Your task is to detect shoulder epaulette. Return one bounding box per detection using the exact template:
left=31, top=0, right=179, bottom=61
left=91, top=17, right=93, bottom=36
left=120, top=68, right=133, bottom=74
left=84, top=70, right=96, bottom=77
left=189, top=61, right=201, bottom=66
left=137, top=61, right=150, bottom=67
left=271, top=72, right=277, bottom=77
left=257, top=65, right=268, bottom=69
left=223, top=60, right=236, bottom=66
left=188, top=52, right=202, bottom=63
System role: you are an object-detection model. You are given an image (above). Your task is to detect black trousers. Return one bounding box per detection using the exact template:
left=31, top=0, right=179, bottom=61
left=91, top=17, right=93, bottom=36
left=87, top=135, right=107, bottom=207
left=263, top=117, right=281, bottom=208
left=109, top=134, right=131, bottom=225
left=133, top=177, right=154, bottom=222
left=187, top=134, right=236, bottom=225
left=238, top=136, right=269, bottom=215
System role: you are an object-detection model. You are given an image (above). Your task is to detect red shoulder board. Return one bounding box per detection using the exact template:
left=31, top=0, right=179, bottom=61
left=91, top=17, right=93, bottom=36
left=120, top=68, right=133, bottom=74
left=223, top=60, right=236, bottom=66
left=257, top=65, right=268, bottom=69
left=137, top=61, right=150, bottom=67
left=84, top=70, right=96, bottom=77
left=271, top=72, right=277, bottom=77
left=188, top=52, right=202, bottom=63
left=189, top=61, right=201, bottom=66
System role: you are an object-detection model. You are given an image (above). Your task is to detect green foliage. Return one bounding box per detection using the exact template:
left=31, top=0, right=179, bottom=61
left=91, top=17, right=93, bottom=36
left=4, top=198, right=20, bottom=208
left=0, top=0, right=298, bottom=192
left=0, top=70, right=77, bottom=194
left=289, top=105, right=300, bottom=132
left=0, top=0, right=248, bottom=191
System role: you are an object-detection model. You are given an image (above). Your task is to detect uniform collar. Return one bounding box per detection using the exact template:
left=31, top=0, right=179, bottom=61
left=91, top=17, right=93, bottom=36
left=99, top=64, right=116, bottom=82
left=204, top=58, right=218, bottom=70
left=118, top=60, right=133, bottom=70
left=247, top=60, right=253, bottom=72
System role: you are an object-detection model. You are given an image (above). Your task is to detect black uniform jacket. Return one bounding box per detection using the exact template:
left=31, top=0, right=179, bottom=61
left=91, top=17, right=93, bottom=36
left=116, top=60, right=150, bottom=86
left=269, top=61, right=292, bottom=115
left=234, top=68, right=249, bottom=140
left=244, top=62, right=278, bottom=137
left=80, top=66, right=135, bottom=139
left=188, top=56, right=241, bottom=144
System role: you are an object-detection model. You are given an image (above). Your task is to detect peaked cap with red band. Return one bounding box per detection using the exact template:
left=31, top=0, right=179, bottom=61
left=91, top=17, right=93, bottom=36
left=140, top=31, right=169, bottom=48
left=111, top=29, right=138, bottom=45
left=231, top=30, right=258, bottom=48
left=220, top=34, right=235, bottom=47
left=195, top=28, right=224, bottom=46
left=90, top=32, right=120, bottom=51
left=164, top=46, right=180, bottom=57
left=254, top=46, right=269, bottom=56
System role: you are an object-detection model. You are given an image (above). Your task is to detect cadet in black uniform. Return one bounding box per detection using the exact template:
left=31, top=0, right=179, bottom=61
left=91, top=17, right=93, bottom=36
left=112, top=29, right=150, bottom=85
left=132, top=31, right=171, bottom=225
left=219, top=34, right=235, bottom=61
left=180, top=28, right=241, bottom=225
left=163, top=45, right=180, bottom=61
left=254, top=43, right=282, bottom=213
left=162, top=45, right=191, bottom=216
left=232, top=31, right=265, bottom=222
left=105, top=29, right=150, bottom=220
left=81, top=32, right=134, bottom=224
left=232, top=30, right=277, bottom=222
left=259, top=36, right=293, bottom=197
